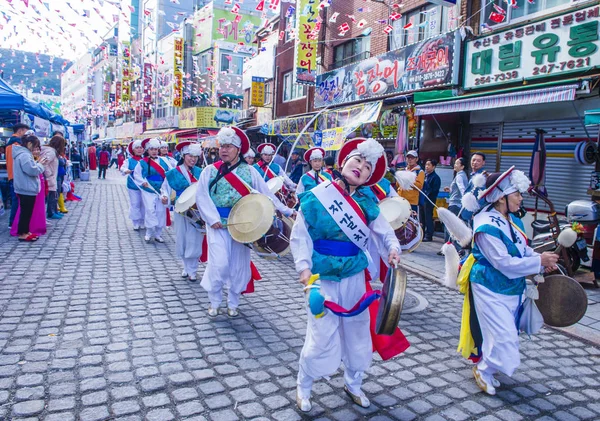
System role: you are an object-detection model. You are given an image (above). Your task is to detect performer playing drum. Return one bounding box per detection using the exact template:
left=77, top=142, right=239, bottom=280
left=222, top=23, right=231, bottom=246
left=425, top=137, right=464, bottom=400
left=290, top=138, right=403, bottom=412
left=254, top=143, right=296, bottom=191
left=457, top=166, right=559, bottom=395
left=296, top=147, right=331, bottom=194
left=195, top=127, right=296, bottom=317
left=163, top=141, right=204, bottom=281
left=120, top=139, right=145, bottom=231
left=134, top=138, right=171, bottom=243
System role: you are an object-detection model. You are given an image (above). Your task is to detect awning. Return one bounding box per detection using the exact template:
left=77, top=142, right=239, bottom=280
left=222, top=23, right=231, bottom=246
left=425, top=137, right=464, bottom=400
left=585, top=109, right=600, bottom=126
left=415, top=84, right=579, bottom=116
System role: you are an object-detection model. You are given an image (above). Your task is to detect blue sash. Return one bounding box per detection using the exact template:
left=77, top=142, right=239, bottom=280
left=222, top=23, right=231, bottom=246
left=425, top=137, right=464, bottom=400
left=314, top=239, right=360, bottom=257
left=217, top=207, right=231, bottom=218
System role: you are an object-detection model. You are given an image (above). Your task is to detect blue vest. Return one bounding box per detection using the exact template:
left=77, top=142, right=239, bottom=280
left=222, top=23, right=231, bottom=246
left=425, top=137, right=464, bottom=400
left=165, top=165, right=202, bottom=201
left=299, top=189, right=379, bottom=282
left=470, top=214, right=527, bottom=296
left=208, top=164, right=253, bottom=224
left=126, top=158, right=141, bottom=190
left=300, top=170, right=332, bottom=192
left=254, top=161, right=281, bottom=179
left=359, top=178, right=392, bottom=204
left=139, top=158, right=170, bottom=193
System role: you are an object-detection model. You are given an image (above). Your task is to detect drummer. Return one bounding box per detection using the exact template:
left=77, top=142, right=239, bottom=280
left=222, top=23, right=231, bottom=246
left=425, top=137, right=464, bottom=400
left=296, top=147, right=331, bottom=194
left=120, top=139, right=145, bottom=231
left=254, top=143, right=296, bottom=191
left=163, top=141, right=204, bottom=281
left=243, top=148, right=256, bottom=165
left=195, top=127, right=296, bottom=317
left=134, top=138, right=170, bottom=243
left=457, top=166, right=558, bottom=395
left=290, top=137, right=402, bottom=412
left=160, top=140, right=178, bottom=168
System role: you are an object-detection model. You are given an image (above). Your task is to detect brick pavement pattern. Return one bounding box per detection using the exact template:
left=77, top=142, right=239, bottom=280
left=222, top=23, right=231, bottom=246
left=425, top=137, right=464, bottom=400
left=0, top=170, right=599, bottom=421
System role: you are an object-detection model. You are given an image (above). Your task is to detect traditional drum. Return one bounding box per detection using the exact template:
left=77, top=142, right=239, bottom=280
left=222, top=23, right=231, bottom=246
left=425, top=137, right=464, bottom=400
left=266, top=177, right=284, bottom=194
left=375, top=264, right=407, bottom=335
left=227, top=194, right=275, bottom=243
left=174, top=183, right=205, bottom=227
left=266, top=176, right=297, bottom=208
left=396, top=217, right=423, bottom=253
left=379, top=197, right=411, bottom=230
left=253, top=215, right=293, bottom=258
left=536, top=274, right=588, bottom=327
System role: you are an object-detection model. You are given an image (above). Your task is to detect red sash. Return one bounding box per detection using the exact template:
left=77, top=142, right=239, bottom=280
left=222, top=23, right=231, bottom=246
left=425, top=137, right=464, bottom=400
left=371, top=183, right=387, bottom=201
left=132, top=156, right=142, bottom=162
left=177, top=166, right=198, bottom=183
left=145, top=157, right=167, bottom=178
left=257, top=161, right=277, bottom=180
left=331, top=181, right=409, bottom=360
left=306, top=171, right=328, bottom=183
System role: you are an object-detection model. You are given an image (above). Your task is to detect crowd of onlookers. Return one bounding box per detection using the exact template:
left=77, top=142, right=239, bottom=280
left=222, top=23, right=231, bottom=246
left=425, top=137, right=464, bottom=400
left=2, top=123, right=80, bottom=242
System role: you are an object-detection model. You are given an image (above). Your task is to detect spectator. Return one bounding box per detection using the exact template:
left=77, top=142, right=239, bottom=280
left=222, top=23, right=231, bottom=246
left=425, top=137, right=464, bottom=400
left=11, top=135, right=46, bottom=241
left=98, top=146, right=110, bottom=179
left=440, top=157, right=468, bottom=254
left=324, top=156, right=341, bottom=180
left=57, top=152, right=69, bottom=214
left=461, top=152, right=488, bottom=223
left=109, top=146, right=119, bottom=168
left=117, top=145, right=126, bottom=169
left=88, top=143, right=97, bottom=170
left=41, top=135, right=64, bottom=220
left=71, top=147, right=82, bottom=179
left=288, top=150, right=304, bottom=184
left=421, top=159, right=441, bottom=242
left=397, top=150, right=425, bottom=213
left=274, top=147, right=286, bottom=168
left=6, top=123, right=30, bottom=228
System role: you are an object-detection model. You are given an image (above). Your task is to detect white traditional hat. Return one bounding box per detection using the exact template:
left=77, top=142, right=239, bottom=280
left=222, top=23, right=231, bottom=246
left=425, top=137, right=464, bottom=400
left=142, top=138, right=161, bottom=150
left=243, top=148, right=256, bottom=158
left=462, top=166, right=530, bottom=212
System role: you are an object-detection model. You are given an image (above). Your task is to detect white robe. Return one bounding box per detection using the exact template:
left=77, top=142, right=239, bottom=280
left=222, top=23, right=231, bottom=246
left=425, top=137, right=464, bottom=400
left=120, top=160, right=145, bottom=228
left=366, top=188, right=399, bottom=281
left=195, top=163, right=294, bottom=309
left=291, top=209, right=400, bottom=396
left=133, top=157, right=169, bottom=238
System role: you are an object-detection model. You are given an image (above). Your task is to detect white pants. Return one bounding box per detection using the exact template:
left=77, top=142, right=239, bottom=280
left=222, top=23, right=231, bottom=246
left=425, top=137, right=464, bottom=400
left=297, top=272, right=372, bottom=398
left=127, top=188, right=145, bottom=228
left=472, top=282, right=521, bottom=383
left=140, top=190, right=166, bottom=238
left=174, top=212, right=204, bottom=276
left=200, top=226, right=250, bottom=309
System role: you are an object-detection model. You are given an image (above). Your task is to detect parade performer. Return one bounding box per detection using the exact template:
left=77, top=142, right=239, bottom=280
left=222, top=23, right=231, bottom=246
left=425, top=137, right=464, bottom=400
left=196, top=127, right=296, bottom=317
left=295, top=147, right=331, bottom=194
left=160, top=140, right=178, bottom=168
left=457, top=167, right=558, bottom=395
left=243, top=148, right=255, bottom=165
left=163, top=141, right=204, bottom=281
left=134, top=138, right=170, bottom=243
left=290, top=138, right=408, bottom=412
left=120, top=140, right=146, bottom=231
left=254, top=143, right=296, bottom=190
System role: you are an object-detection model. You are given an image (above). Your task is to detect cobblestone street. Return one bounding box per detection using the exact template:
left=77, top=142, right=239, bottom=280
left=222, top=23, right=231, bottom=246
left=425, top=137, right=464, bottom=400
left=0, top=170, right=599, bottom=421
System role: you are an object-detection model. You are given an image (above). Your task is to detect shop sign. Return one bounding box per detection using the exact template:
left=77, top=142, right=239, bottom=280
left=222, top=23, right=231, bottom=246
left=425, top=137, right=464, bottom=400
left=295, top=0, right=318, bottom=85
left=178, top=107, right=241, bottom=129
left=122, top=42, right=131, bottom=103
left=251, top=77, right=265, bottom=107
left=315, top=32, right=459, bottom=108
left=464, top=5, right=600, bottom=90
left=173, top=38, right=184, bottom=107
left=147, top=116, right=178, bottom=130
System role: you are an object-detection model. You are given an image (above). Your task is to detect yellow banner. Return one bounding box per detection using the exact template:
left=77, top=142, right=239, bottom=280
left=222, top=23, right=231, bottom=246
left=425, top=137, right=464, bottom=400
left=173, top=38, right=184, bottom=107
left=179, top=107, right=241, bottom=129
left=251, top=77, right=265, bottom=107
left=294, top=0, right=317, bottom=85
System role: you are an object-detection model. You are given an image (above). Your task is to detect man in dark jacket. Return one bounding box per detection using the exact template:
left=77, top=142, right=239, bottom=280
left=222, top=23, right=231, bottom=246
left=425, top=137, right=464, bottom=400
left=288, top=150, right=304, bottom=184
left=421, top=158, right=441, bottom=242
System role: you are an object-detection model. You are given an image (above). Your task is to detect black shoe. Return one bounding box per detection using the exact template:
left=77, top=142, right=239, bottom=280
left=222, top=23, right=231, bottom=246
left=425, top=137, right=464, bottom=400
left=437, top=251, right=443, bottom=256
left=423, top=237, right=433, bottom=242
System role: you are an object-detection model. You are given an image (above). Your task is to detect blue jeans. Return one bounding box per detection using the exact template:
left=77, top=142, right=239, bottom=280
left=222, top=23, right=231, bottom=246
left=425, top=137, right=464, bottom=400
left=9, top=180, right=18, bottom=226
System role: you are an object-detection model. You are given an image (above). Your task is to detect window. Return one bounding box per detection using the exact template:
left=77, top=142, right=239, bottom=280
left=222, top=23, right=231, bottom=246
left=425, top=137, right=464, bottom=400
left=264, top=83, right=272, bottom=105
left=283, top=72, right=306, bottom=102
left=481, top=0, right=573, bottom=29
left=333, top=36, right=371, bottom=69
left=199, top=53, right=210, bottom=73
left=220, top=53, right=244, bottom=75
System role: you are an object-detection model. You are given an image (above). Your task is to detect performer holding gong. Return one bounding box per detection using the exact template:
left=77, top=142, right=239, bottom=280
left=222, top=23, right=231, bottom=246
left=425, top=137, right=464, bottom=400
left=290, top=138, right=405, bottom=412
left=163, top=141, right=204, bottom=282
left=195, top=127, right=296, bottom=317
left=457, top=166, right=559, bottom=395
left=296, top=147, right=331, bottom=194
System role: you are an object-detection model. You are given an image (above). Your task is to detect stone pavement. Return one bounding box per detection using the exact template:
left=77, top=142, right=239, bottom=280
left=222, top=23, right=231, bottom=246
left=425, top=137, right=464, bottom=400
left=0, top=168, right=598, bottom=421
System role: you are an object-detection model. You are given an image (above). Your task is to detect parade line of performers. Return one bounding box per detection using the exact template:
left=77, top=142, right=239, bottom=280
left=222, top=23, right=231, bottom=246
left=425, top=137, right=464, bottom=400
left=122, top=127, right=559, bottom=412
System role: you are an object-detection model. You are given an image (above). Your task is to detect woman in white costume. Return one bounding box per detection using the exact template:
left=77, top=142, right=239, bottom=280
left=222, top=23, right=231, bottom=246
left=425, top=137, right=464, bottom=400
left=457, top=166, right=558, bottom=395
left=243, top=148, right=255, bottom=165
left=295, top=147, right=331, bottom=194
left=120, top=140, right=145, bottom=230
left=160, top=140, right=178, bottom=168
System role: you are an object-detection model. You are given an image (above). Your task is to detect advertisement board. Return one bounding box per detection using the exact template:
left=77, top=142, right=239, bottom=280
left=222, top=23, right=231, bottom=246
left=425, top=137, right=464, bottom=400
left=173, top=38, right=184, bottom=107
left=179, top=107, right=241, bottom=128
left=464, top=5, right=600, bottom=90
left=315, top=31, right=459, bottom=108
left=251, top=77, right=265, bottom=107
left=294, top=0, right=318, bottom=85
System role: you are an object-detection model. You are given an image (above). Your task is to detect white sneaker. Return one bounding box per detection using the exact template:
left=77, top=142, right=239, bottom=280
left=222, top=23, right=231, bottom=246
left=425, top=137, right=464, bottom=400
left=491, top=377, right=501, bottom=388
left=154, top=236, right=165, bottom=243
left=344, top=386, right=370, bottom=408
left=227, top=307, right=239, bottom=318
left=296, top=388, right=312, bottom=412
left=181, top=270, right=189, bottom=278
left=473, top=367, right=496, bottom=395
left=207, top=307, right=218, bottom=317
left=145, top=235, right=152, bottom=242
left=188, top=275, right=197, bottom=282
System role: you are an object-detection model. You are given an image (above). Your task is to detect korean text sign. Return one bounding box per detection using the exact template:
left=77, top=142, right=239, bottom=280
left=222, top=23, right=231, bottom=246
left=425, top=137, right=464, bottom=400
left=173, top=38, right=184, bottom=107
left=315, top=32, right=458, bottom=108
left=251, top=77, right=266, bottom=107
left=464, top=5, right=600, bottom=90
left=295, top=0, right=318, bottom=85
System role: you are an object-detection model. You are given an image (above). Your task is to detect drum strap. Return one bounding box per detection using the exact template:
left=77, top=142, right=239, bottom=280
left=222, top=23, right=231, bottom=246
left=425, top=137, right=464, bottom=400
left=145, top=157, right=167, bottom=178
left=257, top=161, right=277, bottom=180
left=176, top=166, right=197, bottom=183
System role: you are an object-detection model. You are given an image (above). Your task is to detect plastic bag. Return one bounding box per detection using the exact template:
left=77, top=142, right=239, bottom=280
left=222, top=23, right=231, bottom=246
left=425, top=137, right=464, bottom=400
left=517, top=296, right=544, bottom=335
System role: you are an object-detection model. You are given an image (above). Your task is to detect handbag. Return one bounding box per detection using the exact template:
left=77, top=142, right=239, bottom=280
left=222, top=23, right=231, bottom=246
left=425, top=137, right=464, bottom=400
left=517, top=283, right=544, bottom=335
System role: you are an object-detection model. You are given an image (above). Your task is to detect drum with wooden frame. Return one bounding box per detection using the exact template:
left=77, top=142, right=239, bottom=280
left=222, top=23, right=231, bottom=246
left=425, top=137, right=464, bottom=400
left=253, top=215, right=293, bottom=258
left=379, top=197, right=411, bottom=230
left=396, top=217, right=423, bottom=253
left=173, top=183, right=205, bottom=229
left=227, top=194, right=275, bottom=244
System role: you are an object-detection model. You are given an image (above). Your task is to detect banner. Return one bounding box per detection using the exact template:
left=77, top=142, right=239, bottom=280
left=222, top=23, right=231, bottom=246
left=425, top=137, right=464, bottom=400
left=251, top=77, right=266, bottom=106
left=33, top=117, right=51, bottom=137
left=143, top=63, right=153, bottom=117
left=122, top=42, right=131, bottom=103
left=464, top=4, right=600, bottom=90
left=178, top=107, right=241, bottom=129
left=295, top=0, right=318, bottom=85
left=315, top=31, right=459, bottom=108
left=173, top=38, right=184, bottom=107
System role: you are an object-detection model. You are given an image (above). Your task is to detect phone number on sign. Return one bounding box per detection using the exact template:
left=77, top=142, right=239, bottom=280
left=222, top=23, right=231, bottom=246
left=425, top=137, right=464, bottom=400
left=473, top=71, right=519, bottom=86
left=532, top=57, right=591, bottom=75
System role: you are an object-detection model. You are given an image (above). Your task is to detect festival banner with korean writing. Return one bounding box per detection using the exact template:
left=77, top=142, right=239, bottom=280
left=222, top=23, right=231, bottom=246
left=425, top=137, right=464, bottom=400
left=121, top=42, right=131, bottom=103
left=173, top=38, right=184, bottom=107
left=251, top=77, right=266, bottom=106
left=295, top=0, right=318, bottom=85
left=179, top=107, right=241, bottom=128
left=315, top=32, right=459, bottom=108
left=143, top=63, right=153, bottom=118
left=464, top=4, right=600, bottom=90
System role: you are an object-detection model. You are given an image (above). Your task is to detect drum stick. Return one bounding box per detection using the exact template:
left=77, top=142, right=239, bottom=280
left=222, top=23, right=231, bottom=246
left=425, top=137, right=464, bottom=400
left=222, top=221, right=253, bottom=227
